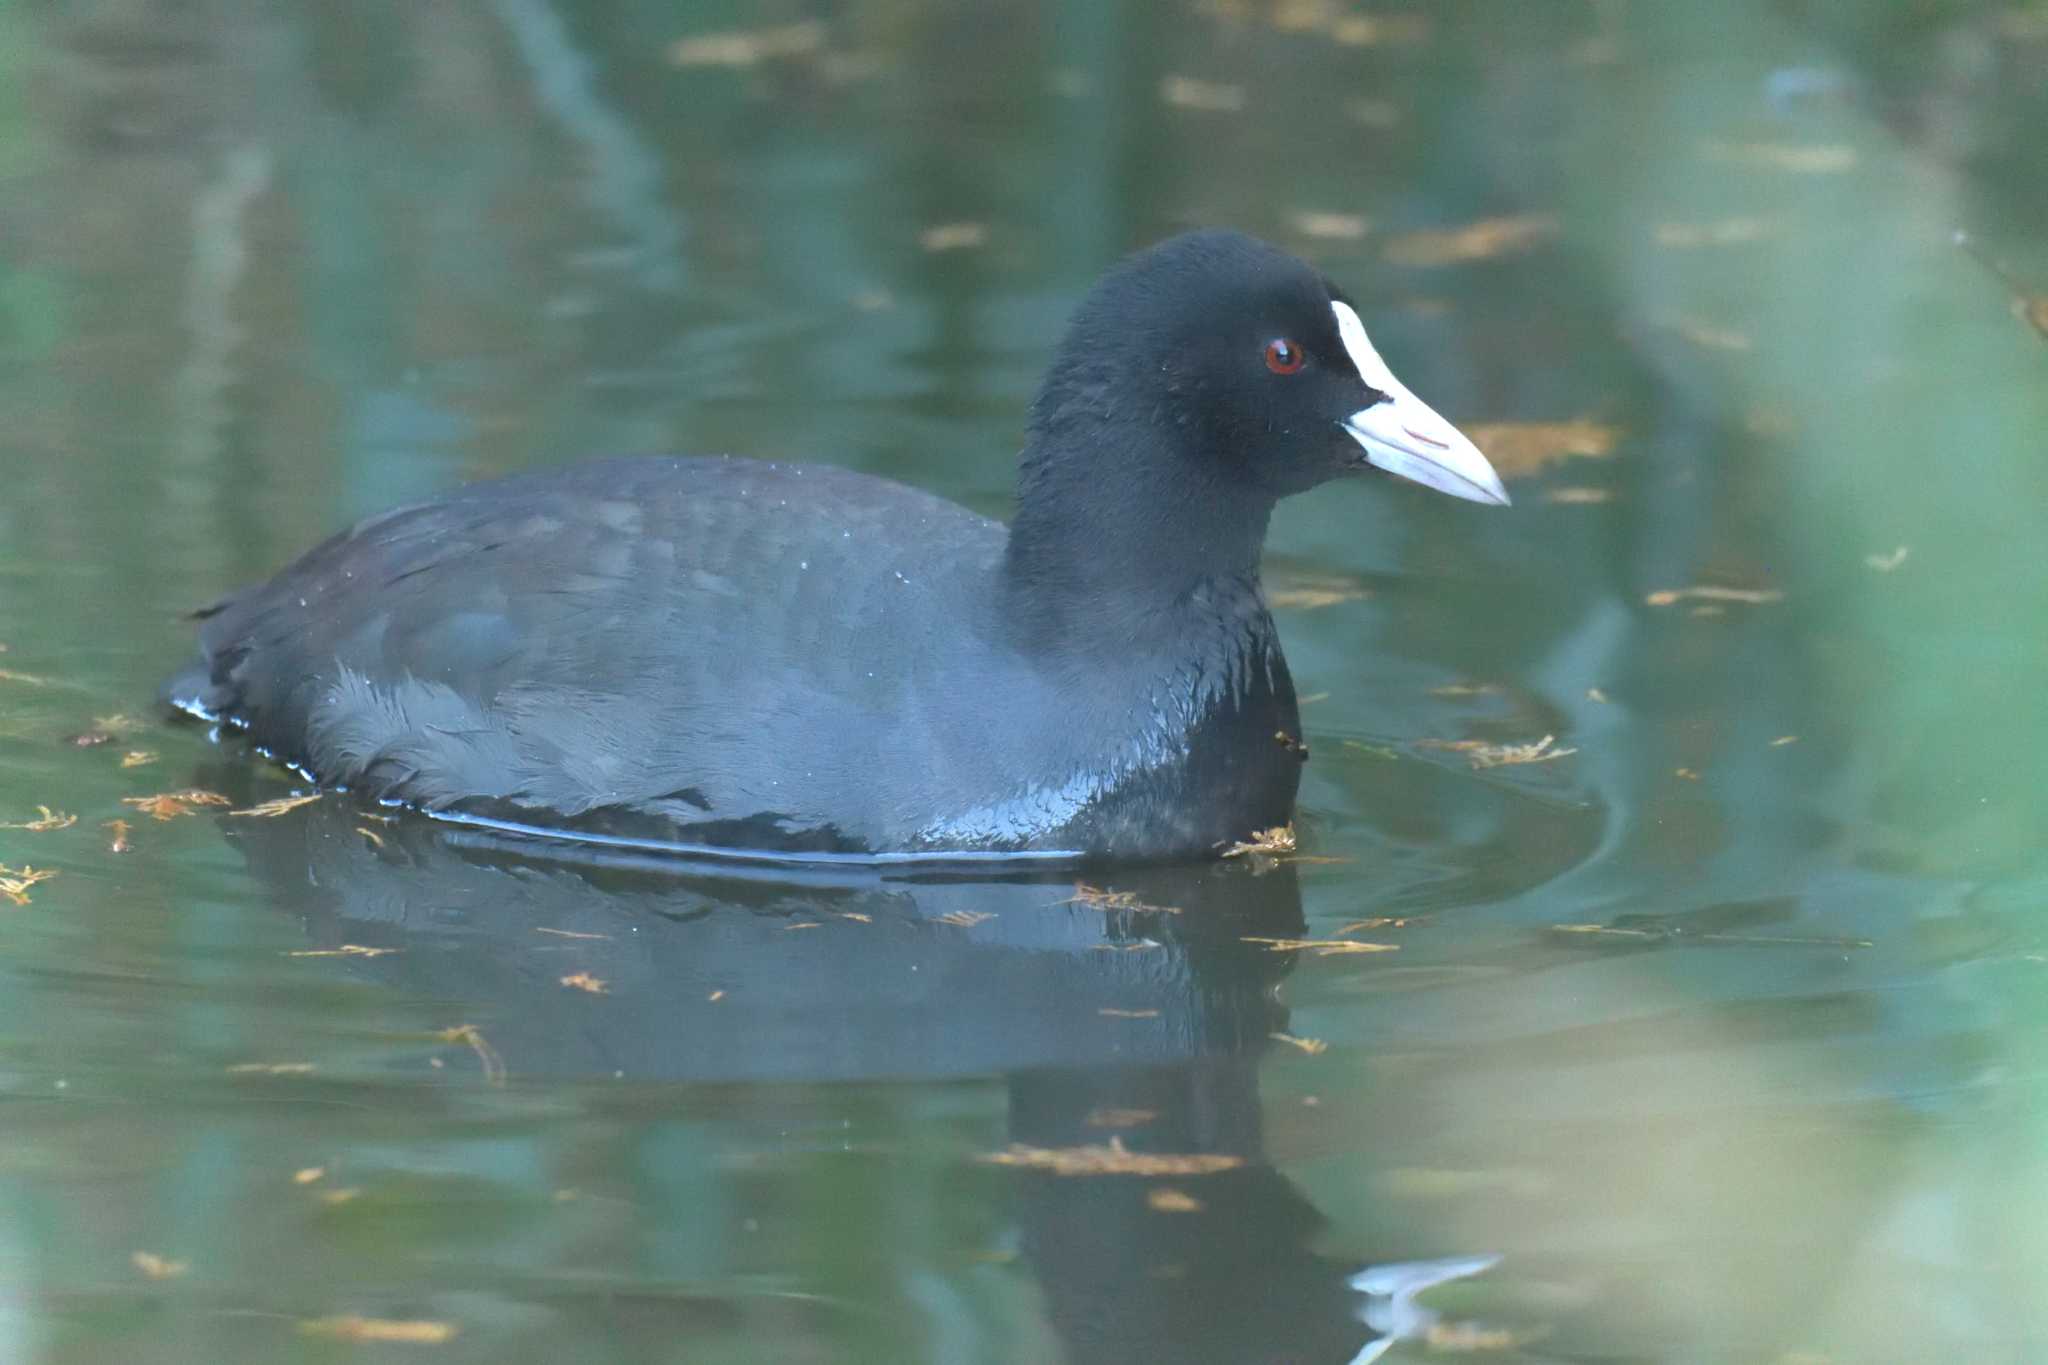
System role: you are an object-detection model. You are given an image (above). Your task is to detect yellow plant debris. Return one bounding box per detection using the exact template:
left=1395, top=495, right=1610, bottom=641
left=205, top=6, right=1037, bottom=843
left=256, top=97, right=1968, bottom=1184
left=0, top=864, right=57, bottom=906
left=668, top=21, right=824, bottom=67
left=1147, top=1188, right=1204, bottom=1213
left=1061, top=883, right=1182, bottom=914
left=228, top=793, right=323, bottom=817
left=1644, top=586, right=1783, bottom=607
left=299, top=1317, right=459, bottom=1345
left=435, top=1025, right=506, bottom=1087
left=1, top=806, right=75, bottom=831
left=1291, top=211, right=1370, bottom=241
left=1416, top=734, right=1576, bottom=769
left=131, top=1251, right=188, bottom=1280
left=1241, top=936, right=1398, bottom=956
left=980, top=1137, right=1245, bottom=1177
left=1383, top=215, right=1557, bottom=267
left=1653, top=216, right=1778, bottom=248
left=121, top=790, right=231, bottom=821
left=918, top=222, right=988, bottom=252
left=1464, top=419, right=1619, bottom=477
left=1704, top=140, right=1857, bottom=173
left=1220, top=826, right=1295, bottom=858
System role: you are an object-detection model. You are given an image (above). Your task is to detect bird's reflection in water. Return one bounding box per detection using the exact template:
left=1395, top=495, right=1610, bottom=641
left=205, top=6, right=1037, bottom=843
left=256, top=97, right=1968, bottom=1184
left=219, top=795, right=1496, bottom=1363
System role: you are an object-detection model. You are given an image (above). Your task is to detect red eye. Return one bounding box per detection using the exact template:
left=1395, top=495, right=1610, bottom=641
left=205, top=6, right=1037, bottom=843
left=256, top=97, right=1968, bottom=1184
left=1264, top=338, right=1304, bottom=375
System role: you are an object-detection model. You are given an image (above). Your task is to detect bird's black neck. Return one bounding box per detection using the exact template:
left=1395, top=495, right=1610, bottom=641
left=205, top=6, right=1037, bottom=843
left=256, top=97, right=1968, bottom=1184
left=1000, top=426, right=1277, bottom=654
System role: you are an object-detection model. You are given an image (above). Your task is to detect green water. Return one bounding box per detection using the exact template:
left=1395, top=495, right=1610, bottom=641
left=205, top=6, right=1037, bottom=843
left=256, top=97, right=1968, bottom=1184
left=3, top=0, right=2045, bottom=1360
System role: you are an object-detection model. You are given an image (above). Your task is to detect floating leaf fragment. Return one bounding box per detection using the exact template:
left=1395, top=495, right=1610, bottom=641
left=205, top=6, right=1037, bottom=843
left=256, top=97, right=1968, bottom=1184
left=1147, top=1188, right=1204, bottom=1213
left=0, top=864, right=57, bottom=906
left=1545, top=486, right=1614, bottom=504
left=1383, top=215, right=1556, bottom=267
left=1290, top=211, right=1370, bottom=241
left=1334, top=916, right=1415, bottom=934
left=1061, top=882, right=1182, bottom=914
left=1644, top=585, right=1782, bottom=607
left=0, top=668, right=47, bottom=686
left=1266, top=567, right=1371, bottom=609
left=228, top=793, right=322, bottom=817
left=1270, top=1032, right=1329, bottom=1055
left=560, top=972, right=608, bottom=995
left=707, top=989, right=726, bottom=1002
left=1654, top=216, right=1777, bottom=248
left=354, top=827, right=384, bottom=848
left=1241, top=935, right=1398, bottom=956
left=1705, top=140, right=1857, bottom=173
left=1220, top=826, right=1296, bottom=858
left=918, top=221, right=988, bottom=252
left=837, top=911, right=873, bottom=923
left=105, top=819, right=132, bottom=853
left=936, top=909, right=995, bottom=927
left=228, top=1062, right=316, bottom=1075
left=1424, top=1321, right=1531, bottom=1352
left=1099, top=1007, right=1161, bottom=1019
left=1416, top=735, right=1576, bottom=769
left=534, top=927, right=610, bottom=941
left=1674, top=767, right=1701, bottom=781
left=119, top=750, right=158, bottom=768
left=1428, top=683, right=1499, bottom=698
left=131, top=1251, right=188, bottom=1280
left=1770, top=735, right=1799, bottom=747
left=1549, top=922, right=1872, bottom=949
left=434, top=1025, right=505, bottom=1087
left=286, top=944, right=397, bottom=958
left=293, top=1167, right=326, bottom=1185
left=980, top=1137, right=1244, bottom=1177
left=783, top=921, right=823, bottom=931
left=1328, top=12, right=1431, bottom=45
left=1, top=806, right=75, bottom=832
left=1159, top=74, right=1245, bottom=112
left=300, top=1317, right=459, bottom=1345
left=668, top=20, right=824, bottom=67
left=122, top=789, right=231, bottom=821
left=1668, top=317, right=1753, bottom=351
left=1864, top=546, right=1910, bottom=572
left=1464, top=419, right=1619, bottom=477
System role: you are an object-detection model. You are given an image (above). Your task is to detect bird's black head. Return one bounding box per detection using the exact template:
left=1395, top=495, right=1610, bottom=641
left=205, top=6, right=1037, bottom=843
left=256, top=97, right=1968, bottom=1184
left=1025, top=229, right=1508, bottom=507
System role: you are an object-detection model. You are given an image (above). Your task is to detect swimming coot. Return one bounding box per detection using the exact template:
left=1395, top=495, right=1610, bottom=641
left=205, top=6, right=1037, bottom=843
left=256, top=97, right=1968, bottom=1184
left=163, top=229, right=1507, bottom=863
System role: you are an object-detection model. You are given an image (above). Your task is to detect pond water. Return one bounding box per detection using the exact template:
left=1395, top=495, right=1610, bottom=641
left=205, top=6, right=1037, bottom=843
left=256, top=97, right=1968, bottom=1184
left=2, top=1, right=2045, bottom=1360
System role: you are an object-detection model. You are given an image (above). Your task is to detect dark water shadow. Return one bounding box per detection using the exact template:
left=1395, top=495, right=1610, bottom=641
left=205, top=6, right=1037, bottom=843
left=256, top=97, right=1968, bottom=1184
left=211, top=792, right=1455, bottom=1364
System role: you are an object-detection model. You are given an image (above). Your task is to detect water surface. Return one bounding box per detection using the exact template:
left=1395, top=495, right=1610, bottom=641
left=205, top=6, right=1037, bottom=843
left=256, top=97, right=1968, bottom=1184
left=2, top=0, right=2046, bottom=1360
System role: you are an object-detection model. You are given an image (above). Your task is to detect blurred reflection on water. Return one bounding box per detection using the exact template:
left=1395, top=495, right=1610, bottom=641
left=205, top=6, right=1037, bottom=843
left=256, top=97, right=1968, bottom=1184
left=1, top=0, right=2045, bottom=1360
